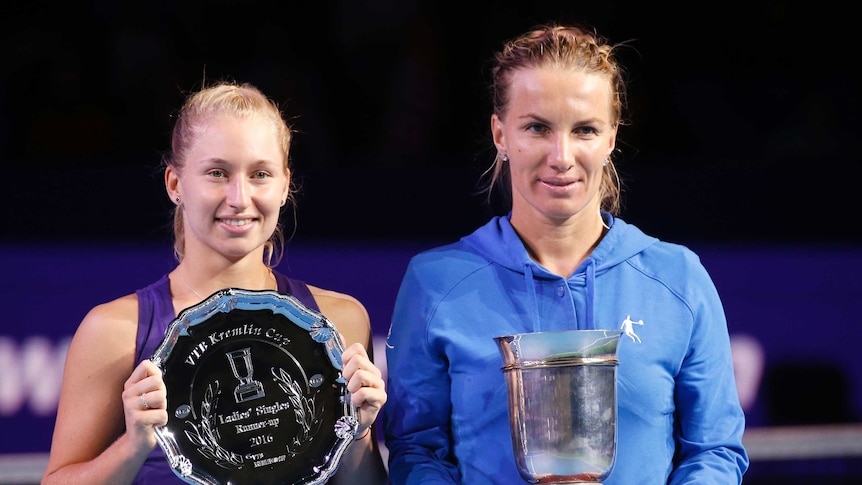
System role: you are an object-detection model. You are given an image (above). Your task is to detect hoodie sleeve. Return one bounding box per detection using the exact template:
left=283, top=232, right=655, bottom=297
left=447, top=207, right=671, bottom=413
left=382, top=256, right=460, bottom=484
left=669, top=253, right=750, bottom=484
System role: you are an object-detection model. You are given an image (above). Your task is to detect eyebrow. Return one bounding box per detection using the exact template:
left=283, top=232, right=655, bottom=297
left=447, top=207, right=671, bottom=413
left=516, top=113, right=608, bottom=126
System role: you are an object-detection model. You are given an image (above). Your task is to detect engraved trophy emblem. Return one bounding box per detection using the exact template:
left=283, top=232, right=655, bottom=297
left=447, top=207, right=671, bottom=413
left=227, top=348, right=265, bottom=403
left=495, top=329, right=623, bottom=484
left=152, top=288, right=359, bottom=485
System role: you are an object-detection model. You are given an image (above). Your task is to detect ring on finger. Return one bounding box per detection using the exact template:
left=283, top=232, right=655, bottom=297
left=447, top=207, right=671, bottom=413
left=140, top=392, right=150, bottom=410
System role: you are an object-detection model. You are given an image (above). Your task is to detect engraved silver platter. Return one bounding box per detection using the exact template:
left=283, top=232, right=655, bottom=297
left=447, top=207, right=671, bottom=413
left=151, top=288, right=358, bottom=485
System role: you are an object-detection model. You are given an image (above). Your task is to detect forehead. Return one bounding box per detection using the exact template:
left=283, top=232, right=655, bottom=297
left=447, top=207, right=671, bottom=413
left=189, top=114, right=277, bottom=146
left=192, top=112, right=274, bottom=136
left=504, top=67, right=613, bottom=119
left=187, top=114, right=284, bottom=163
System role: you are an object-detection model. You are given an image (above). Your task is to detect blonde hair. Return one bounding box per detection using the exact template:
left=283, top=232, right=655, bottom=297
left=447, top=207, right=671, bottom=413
left=162, top=81, right=295, bottom=266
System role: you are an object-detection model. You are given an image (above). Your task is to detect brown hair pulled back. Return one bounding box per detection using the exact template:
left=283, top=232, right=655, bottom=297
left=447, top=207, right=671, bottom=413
left=487, top=24, right=629, bottom=214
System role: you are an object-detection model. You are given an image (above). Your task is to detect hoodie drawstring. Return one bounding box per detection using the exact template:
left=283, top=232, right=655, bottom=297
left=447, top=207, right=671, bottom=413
left=524, top=259, right=598, bottom=331
left=523, top=264, right=541, bottom=331
left=584, top=259, right=597, bottom=330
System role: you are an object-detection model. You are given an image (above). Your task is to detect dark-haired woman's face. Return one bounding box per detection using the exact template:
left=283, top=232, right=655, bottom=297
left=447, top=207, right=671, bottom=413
left=492, top=67, right=616, bottom=225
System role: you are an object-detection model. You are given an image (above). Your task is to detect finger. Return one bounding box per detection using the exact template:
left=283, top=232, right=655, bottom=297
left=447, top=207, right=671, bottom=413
left=127, top=359, right=162, bottom=382
left=346, top=366, right=384, bottom=393
left=340, top=342, right=367, bottom=366
left=346, top=367, right=387, bottom=415
left=137, top=387, right=167, bottom=410
left=350, top=385, right=387, bottom=409
left=125, top=361, right=165, bottom=392
left=351, top=389, right=387, bottom=433
left=121, top=390, right=169, bottom=448
left=140, top=392, right=152, bottom=410
left=123, top=360, right=168, bottom=411
left=342, top=354, right=382, bottom=384
left=140, top=359, right=164, bottom=378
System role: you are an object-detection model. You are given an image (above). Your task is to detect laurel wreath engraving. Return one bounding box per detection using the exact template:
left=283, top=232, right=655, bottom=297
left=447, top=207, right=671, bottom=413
left=271, top=367, right=323, bottom=455
left=180, top=367, right=325, bottom=469
left=184, top=381, right=244, bottom=469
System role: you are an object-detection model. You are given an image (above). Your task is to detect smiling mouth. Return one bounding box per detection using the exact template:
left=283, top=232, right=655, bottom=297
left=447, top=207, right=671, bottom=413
left=219, top=219, right=253, bottom=227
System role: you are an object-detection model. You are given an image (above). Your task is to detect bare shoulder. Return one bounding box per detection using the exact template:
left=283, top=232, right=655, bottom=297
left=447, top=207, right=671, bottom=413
left=79, top=293, right=139, bottom=334
left=71, top=292, right=139, bottom=362
left=307, top=285, right=370, bottom=348
left=307, top=285, right=369, bottom=320
left=62, top=292, right=140, bottom=408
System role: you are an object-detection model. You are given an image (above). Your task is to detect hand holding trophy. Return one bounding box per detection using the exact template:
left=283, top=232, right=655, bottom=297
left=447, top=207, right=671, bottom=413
left=152, top=289, right=360, bottom=485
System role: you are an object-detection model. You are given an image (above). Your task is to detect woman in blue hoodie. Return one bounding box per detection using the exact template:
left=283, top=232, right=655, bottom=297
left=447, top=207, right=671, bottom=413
left=382, top=23, right=749, bottom=484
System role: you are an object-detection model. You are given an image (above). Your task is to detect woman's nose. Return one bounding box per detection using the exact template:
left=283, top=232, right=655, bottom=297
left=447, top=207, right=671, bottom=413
left=226, top=178, right=251, bottom=207
left=548, top=136, right=575, bottom=172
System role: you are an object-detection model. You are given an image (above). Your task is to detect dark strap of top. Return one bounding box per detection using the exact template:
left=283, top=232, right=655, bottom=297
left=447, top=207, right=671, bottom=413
left=274, top=271, right=319, bottom=312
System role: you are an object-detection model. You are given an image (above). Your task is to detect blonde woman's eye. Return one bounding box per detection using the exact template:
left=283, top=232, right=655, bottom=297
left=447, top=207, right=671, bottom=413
left=209, top=170, right=226, bottom=178
left=253, top=171, right=270, bottom=179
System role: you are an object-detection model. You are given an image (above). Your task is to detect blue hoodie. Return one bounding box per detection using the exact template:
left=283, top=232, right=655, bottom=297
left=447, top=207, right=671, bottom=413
left=383, top=213, right=748, bottom=484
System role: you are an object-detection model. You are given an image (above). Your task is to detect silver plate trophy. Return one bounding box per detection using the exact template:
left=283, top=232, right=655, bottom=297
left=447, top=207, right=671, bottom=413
left=151, top=288, right=358, bottom=485
left=495, top=329, right=623, bottom=484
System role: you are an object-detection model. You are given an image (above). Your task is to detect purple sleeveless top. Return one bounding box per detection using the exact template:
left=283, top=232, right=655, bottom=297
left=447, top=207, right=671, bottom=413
left=132, top=272, right=319, bottom=485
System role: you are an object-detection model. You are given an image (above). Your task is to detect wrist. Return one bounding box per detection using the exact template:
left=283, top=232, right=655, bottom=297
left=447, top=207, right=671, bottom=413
left=354, top=426, right=371, bottom=441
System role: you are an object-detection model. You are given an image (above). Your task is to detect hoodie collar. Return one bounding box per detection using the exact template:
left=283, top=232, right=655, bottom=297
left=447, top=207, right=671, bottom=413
left=462, top=211, right=658, bottom=330
left=463, top=211, right=657, bottom=277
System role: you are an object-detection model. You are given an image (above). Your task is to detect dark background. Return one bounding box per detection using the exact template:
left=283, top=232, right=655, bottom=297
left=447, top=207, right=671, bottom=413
left=2, top=3, right=862, bottom=482
left=2, top=0, right=859, bottom=246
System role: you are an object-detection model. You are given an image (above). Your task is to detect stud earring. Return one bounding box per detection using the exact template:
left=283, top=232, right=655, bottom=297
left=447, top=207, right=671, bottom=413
left=175, top=196, right=181, bottom=203
left=501, top=154, right=509, bottom=163
left=602, top=159, right=610, bottom=167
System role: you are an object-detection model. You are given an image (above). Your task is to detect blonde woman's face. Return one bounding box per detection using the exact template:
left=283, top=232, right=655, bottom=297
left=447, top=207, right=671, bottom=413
left=491, top=67, right=616, bottom=225
left=169, top=114, right=290, bottom=262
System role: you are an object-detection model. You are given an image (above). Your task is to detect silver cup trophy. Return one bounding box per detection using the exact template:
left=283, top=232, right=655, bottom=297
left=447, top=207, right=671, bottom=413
left=495, top=329, right=622, bottom=484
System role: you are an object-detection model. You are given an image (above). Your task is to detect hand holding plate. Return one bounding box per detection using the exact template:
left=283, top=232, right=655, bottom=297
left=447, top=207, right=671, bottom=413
left=122, top=359, right=168, bottom=451
left=340, top=342, right=387, bottom=438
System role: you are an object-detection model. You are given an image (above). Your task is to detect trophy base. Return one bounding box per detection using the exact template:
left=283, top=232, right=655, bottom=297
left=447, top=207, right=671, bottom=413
left=532, top=473, right=602, bottom=484
left=234, top=383, right=265, bottom=402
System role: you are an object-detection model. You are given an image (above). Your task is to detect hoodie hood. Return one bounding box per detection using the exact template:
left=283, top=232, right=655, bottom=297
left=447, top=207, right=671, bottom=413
left=461, top=212, right=658, bottom=329
left=462, top=212, right=658, bottom=277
